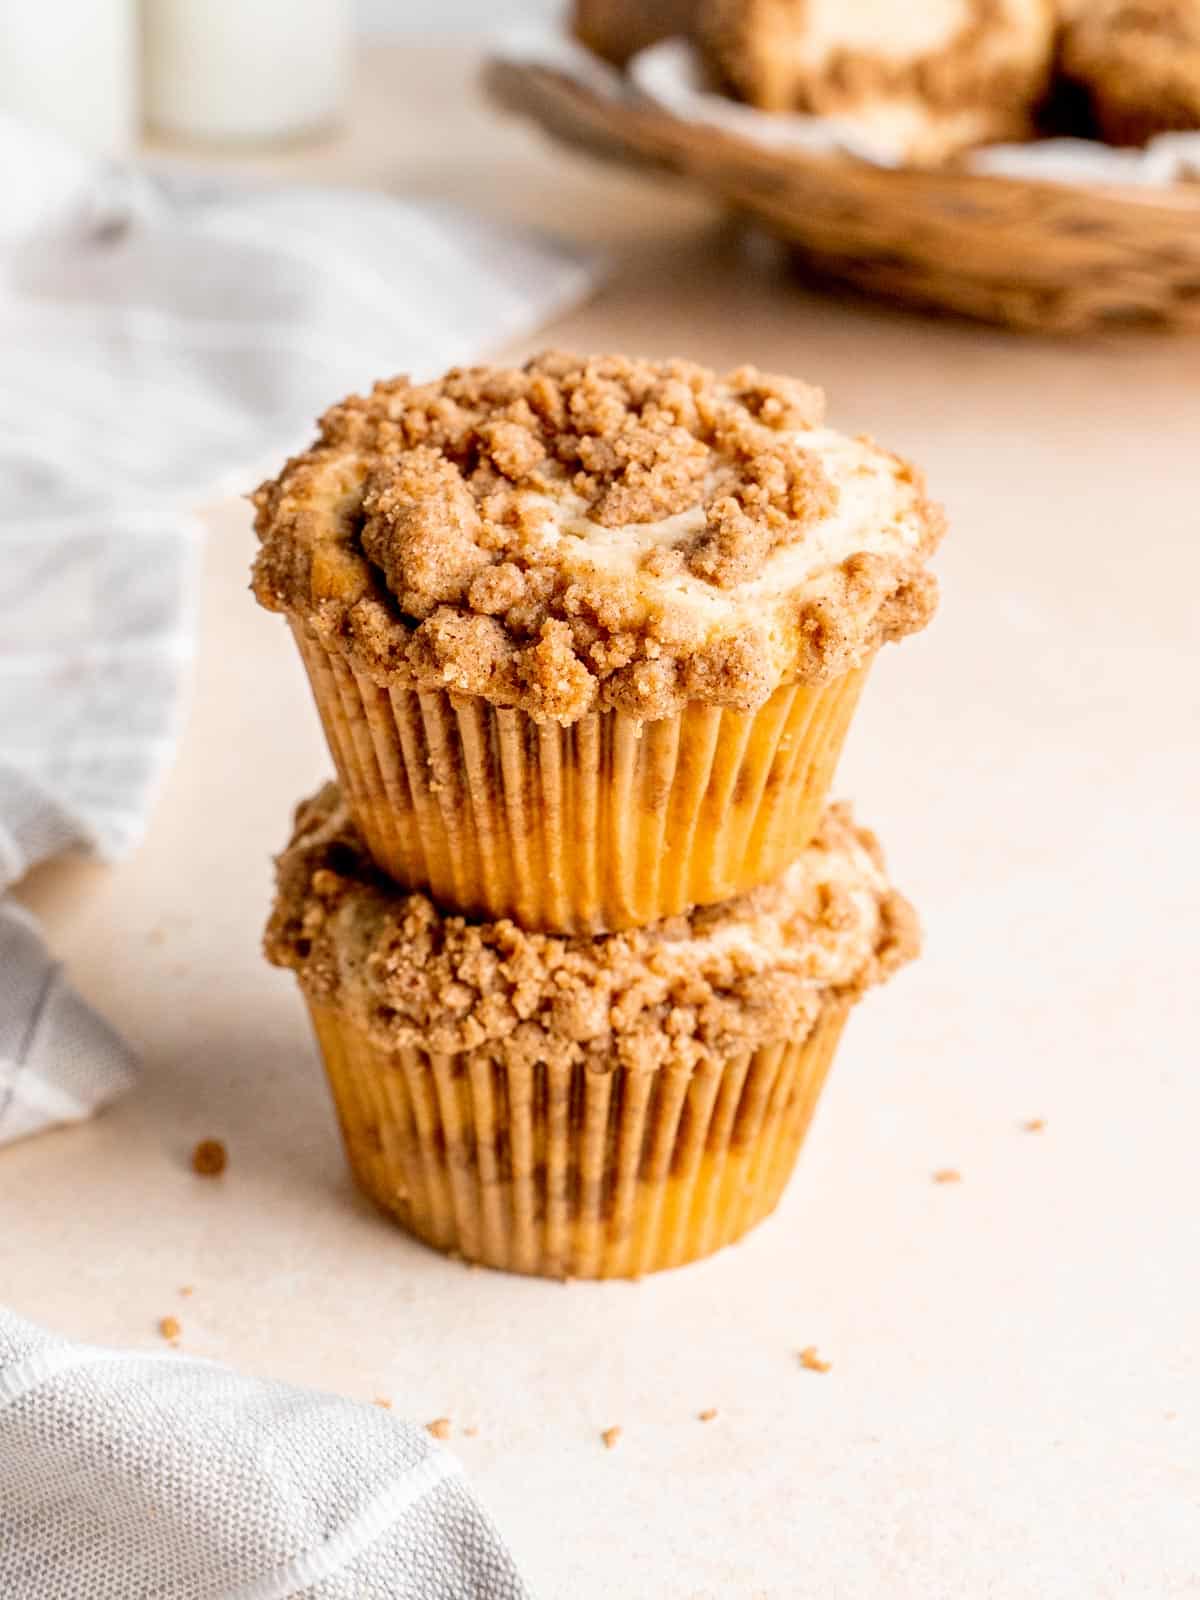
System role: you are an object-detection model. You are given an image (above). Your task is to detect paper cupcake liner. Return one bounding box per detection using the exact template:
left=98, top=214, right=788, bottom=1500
left=293, top=625, right=869, bottom=933
left=309, top=997, right=850, bottom=1279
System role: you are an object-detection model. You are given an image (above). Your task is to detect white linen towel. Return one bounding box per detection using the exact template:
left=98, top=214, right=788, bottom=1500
left=0, top=114, right=599, bottom=1151
left=0, top=1307, right=530, bottom=1599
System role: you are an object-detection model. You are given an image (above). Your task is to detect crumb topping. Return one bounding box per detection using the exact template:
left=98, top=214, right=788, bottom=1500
left=252, top=353, right=943, bottom=725
left=798, top=1345, right=832, bottom=1373
left=264, top=782, right=919, bottom=1074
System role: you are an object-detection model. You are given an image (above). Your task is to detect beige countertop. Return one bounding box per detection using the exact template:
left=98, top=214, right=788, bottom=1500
left=6, top=43, right=1200, bottom=1600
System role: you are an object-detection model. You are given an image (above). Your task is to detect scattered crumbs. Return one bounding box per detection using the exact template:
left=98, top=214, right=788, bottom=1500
left=373, top=1398, right=392, bottom=1410
left=146, top=927, right=167, bottom=946
left=179, top=1286, right=194, bottom=1298
left=698, top=1408, right=718, bottom=1423
left=932, top=1168, right=961, bottom=1184
left=1023, top=1118, right=1047, bottom=1133
left=464, top=1425, right=479, bottom=1438
left=601, top=1426, right=622, bottom=1450
left=1164, top=1411, right=1178, bottom=1422
left=191, top=1138, right=228, bottom=1177
left=158, top=1316, right=181, bottom=1342
left=426, top=1418, right=452, bottom=1440
left=799, top=1346, right=831, bottom=1374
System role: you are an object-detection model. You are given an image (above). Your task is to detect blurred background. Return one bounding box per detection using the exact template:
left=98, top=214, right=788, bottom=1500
left=358, top=1, right=559, bottom=27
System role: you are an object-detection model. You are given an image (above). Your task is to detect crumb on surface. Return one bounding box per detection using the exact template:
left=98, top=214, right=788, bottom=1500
left=191, top=1138, right=228, bottom=1177
left=463, top=1425, right=479, bottom=1437
left=426, top=1417, right=452, bottom=1440
left=179, top=1286, right=194, bottom=1298
left=799, top=1346, right=831, bottom=1373
left=373, top=1398, right=392, bottom=1409
left=1023, top=1118, right=1046, bottom=1132
left=601, top=1426, right=622, bottom=1450
left=932, top=1168, right=961, bottom=1184
left=698, top=1408, right=718, bottom=1422
left=158, top=1316, right=181, bottom=1342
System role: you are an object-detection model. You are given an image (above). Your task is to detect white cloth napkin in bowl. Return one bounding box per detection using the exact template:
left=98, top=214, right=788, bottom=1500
left=0, top=113, right=599, bottom=1151
left=0, top=1307, right=530, bottom=1599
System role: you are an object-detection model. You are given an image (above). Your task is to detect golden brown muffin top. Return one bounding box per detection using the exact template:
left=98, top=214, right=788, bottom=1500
left=252, top=353, right=943, bottom=725
left=264, top=782, right=920, bottom=1073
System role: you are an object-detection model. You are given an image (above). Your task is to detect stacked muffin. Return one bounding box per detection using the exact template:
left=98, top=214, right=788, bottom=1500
left=253, top=353, right=943, bottom=1278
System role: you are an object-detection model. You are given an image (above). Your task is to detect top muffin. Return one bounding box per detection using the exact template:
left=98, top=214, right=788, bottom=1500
left=253, top=352, right=944, bottom=726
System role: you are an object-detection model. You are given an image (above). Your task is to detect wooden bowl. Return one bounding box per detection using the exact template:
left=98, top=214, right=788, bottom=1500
left=485, top=53, right=1200, bottom=332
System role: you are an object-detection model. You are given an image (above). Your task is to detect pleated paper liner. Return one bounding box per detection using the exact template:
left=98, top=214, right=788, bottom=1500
left=293, top=623, right=869, bottom=934
left=309, top=996, right=850, bottom=1278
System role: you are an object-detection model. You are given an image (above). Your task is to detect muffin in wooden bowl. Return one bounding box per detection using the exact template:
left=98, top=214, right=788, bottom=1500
left=1060, top=0, right=1200, bottom=145
left=700, top=0, right=1057, bottom=163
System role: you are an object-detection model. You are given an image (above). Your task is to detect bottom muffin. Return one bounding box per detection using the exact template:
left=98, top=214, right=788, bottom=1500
left=265, top=783, right=919, bottom=1278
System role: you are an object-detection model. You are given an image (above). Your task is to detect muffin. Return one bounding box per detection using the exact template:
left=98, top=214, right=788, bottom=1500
left=1060, top=0, right=1200, bottom=144
left=253, top=354, right=942, bottom=933
left=265, top=782, right=919, bottom=1279
left=699, top=0, right=1056, bottom=163
left=573, top=0, right=701, bottom=67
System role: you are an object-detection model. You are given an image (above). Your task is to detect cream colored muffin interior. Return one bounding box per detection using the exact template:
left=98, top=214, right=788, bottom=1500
left=252, top=353, right=944, bottom=725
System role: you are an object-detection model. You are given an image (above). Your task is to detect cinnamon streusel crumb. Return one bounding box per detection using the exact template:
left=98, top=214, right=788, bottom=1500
left=252, top=353, right=943, bottom=725
left=191, top=1139, right=227, bottom=1177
